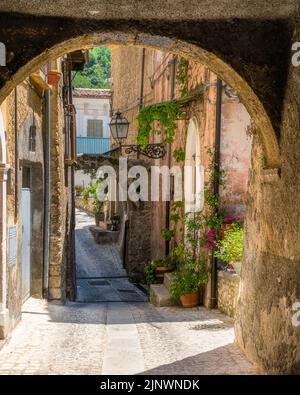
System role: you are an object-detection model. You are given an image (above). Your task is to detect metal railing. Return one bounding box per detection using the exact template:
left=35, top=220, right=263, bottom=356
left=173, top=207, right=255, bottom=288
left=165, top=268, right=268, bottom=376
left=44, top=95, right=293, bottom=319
left=76, top=136, right=110, bottom=155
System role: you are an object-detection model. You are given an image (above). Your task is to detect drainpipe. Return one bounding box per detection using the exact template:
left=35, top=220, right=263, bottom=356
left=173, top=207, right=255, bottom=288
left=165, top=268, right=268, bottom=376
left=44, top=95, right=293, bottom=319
left=43, top=89, right=51, bottom=296
left=139, top=48, right=146, bottom=110
left=14, top=88, right=18, bottom=223
left=165, top=55, right=176, bottom=256
left=211, top=78, right=222, bottom=309
left=137, top=48, right=146, bottom=159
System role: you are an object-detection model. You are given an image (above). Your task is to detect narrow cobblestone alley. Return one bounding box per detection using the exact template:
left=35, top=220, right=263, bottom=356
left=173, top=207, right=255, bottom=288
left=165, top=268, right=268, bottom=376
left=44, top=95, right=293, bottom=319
left=75, top=209, right=147, bottom=303
left=0, top=209, right=256, bottom=375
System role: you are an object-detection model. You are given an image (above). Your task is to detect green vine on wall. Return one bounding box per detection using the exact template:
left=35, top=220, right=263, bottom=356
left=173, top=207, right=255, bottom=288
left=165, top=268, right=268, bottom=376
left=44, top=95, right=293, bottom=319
left=203, top=148, right=225, bottom=231
left=172, top=57, right=189, bottom=162
left=136, top=98, right=191, bottom=146
left=176, top=58, right=189, bottom=97
left=173, top=147, right=186, bottom=162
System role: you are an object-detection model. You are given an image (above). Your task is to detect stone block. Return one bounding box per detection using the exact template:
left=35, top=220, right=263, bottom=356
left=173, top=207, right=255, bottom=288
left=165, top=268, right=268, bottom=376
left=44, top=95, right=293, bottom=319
left=163, top=272, right=174, bottom=291
left=217, top=271, right=240, bottom=318
left=149, top=284, right=173, bottom=307
left=48, top=276, right=61, bottom=288
left=89, top=226, right=119, bottom=245
left=48, top=287, right=62, bottom=300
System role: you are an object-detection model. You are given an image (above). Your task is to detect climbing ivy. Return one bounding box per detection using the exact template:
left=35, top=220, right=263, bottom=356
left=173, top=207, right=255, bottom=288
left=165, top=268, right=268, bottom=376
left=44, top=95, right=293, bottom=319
left=172, top=57, right=190, bottom=160
left=173, top=147, right=186, bottom=162
left=136, top=100, right=185, bottom=146
left=176, top=58, right=189, bottom=97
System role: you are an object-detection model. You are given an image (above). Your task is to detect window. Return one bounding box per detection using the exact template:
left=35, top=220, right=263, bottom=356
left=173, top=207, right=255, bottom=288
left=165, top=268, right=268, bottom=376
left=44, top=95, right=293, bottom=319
left=87, top=119, right=103, bottom=137
left=22, top=166, right=31, bottom=188
left=29, top=125, right=36, bottom=152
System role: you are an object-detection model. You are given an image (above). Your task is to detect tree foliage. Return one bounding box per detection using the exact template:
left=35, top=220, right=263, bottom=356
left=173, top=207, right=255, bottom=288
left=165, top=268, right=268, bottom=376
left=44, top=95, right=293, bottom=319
left=73, top=47, right=111, bottom=89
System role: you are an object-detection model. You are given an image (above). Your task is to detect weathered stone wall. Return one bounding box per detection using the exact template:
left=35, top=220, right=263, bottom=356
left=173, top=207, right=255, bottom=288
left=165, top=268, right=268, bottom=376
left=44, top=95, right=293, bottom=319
left=48, top=75, right=67, bottom=301
left=111, top=47, right=252, bottom=283
left=219, top=91, right=252, bottom=219
left=125, top=201, right=152, bottom=282
left=2, top=79, right=44, bottom=331
left=236, top=130, right=300, bottom=374
left=217, top=271, right=240, bottom=318
left=110, top=46, right=155, bottom=149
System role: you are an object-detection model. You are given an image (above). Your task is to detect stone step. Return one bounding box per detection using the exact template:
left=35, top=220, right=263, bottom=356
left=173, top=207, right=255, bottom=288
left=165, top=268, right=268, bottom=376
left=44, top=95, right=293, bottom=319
left=149, top=284, right=174, bottom=307
left=163, top=272, right=174, bottom=291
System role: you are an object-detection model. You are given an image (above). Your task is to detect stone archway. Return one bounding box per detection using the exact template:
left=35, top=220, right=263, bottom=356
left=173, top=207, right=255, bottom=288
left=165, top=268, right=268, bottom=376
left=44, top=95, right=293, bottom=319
left=0, top=32, right=281, bottom=169
left=0, top=10, right=299, bottom=373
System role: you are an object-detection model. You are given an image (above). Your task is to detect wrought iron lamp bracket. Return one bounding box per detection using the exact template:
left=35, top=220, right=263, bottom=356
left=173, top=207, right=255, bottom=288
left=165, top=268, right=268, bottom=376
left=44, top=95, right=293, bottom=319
left=123, top=143, right=166, bottom=159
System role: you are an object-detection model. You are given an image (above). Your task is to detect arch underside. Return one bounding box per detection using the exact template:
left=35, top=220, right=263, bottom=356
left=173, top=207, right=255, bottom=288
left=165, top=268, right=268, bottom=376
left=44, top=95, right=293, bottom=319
left=0, top=27, right=283, bottom=168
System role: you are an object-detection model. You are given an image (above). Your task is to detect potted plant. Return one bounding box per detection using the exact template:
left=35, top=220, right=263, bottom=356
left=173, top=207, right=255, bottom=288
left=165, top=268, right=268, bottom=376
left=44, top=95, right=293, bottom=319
left=144, top=260, right=160, bottom=286
left=47, top=69, right=61, bottom=86
left=171, top=265, right=206, bottom=307
left=110, top=214, right=120, bottom=231
left=82, top=179, right=105, bottom=226
left=75, top=185, right=84, bottom=197
left=155, top=257, right=176, bottom=283
left=170, top=242, right=208, bottom=307
left=144, top=258, right=176, bottom=285
left=214, top=221, right=243, bottom=274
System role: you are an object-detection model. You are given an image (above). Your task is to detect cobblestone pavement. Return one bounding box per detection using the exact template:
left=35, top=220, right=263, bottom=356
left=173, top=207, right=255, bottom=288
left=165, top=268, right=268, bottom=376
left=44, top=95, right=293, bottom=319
left=0, top=298, right=256, bottom=375
left=75, top=209, right=147, bottom=303
left=0, top=208, right=256, bottom=375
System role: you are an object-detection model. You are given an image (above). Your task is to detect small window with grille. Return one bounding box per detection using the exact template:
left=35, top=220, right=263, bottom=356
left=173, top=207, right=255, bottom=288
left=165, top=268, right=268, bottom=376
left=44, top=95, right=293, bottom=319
left=87, top=119, right=103, bottom=137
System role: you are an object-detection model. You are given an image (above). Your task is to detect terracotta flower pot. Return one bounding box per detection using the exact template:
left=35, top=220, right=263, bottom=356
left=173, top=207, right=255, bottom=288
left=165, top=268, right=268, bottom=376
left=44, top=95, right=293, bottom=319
left=155, top=264, right=175, bottom=274
left=47, top=70, right=61, bottom=86
left=180, top=290, right=199, bottom=308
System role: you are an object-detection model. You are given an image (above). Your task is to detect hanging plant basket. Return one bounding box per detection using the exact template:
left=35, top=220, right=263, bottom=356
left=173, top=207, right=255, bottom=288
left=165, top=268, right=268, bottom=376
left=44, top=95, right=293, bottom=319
left=47, top=70, right=61, bottom=86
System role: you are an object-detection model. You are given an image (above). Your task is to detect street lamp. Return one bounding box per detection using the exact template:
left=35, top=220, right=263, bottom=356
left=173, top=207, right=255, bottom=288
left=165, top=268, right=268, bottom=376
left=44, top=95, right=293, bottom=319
left=109, top=111, right=129, bottom=146
left=109, top=111, right=166, bottom=159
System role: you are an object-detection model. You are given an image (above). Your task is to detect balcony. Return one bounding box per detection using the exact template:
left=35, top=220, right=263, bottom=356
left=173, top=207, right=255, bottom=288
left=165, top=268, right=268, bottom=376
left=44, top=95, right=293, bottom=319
left=76, top=136, right=110, bottom=155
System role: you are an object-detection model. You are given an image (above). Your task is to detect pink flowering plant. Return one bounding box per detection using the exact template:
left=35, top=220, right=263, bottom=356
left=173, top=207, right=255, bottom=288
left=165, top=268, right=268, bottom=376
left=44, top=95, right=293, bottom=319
left=214, top=221, right=244, bottom=264
left=203, top=216, right=242, bottom=253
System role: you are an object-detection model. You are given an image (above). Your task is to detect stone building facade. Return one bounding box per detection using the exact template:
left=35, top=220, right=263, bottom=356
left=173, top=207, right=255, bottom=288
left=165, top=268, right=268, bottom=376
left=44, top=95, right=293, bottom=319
left=73, top=88, right=111, bottom=188
left=0, top=69, right=48, bottom=336
left=0, top=54, right=80, bottom=337
left=110, top=47, right=252, bottom=292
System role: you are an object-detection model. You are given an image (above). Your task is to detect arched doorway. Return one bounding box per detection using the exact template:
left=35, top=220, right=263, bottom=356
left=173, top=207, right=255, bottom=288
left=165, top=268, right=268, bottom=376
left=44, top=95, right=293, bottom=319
left=184, top=117, right=203, bottom=214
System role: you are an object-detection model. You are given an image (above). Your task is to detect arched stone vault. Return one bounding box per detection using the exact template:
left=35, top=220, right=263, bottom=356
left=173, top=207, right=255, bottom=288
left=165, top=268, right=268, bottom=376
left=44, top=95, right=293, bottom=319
left=0, top=10, right=295, bottom=168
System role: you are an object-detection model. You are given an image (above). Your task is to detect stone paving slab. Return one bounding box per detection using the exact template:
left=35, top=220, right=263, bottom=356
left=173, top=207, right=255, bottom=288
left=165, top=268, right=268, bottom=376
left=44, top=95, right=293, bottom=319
left=76, top=278, right=147, bottom=302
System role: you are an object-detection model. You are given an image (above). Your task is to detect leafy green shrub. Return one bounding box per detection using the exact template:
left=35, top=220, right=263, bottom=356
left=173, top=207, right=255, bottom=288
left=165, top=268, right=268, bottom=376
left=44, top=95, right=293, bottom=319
left=215, top=222, right=244, bottom=263
left=82, top=179, right=104, bottom=216
left=144, top=260, right=160, bottom=286
left=144, top=257, right=176, bottom=286
left=170, top=261, right=207, bottom=300
left=75, top=185, right=84, bottom=196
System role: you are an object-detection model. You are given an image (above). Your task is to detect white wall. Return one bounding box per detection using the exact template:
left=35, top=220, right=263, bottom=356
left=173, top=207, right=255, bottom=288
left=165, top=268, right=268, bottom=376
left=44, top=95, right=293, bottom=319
left=74, top=170, right=93, bottom=188
left=73, top=96, right=111, bottom=137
